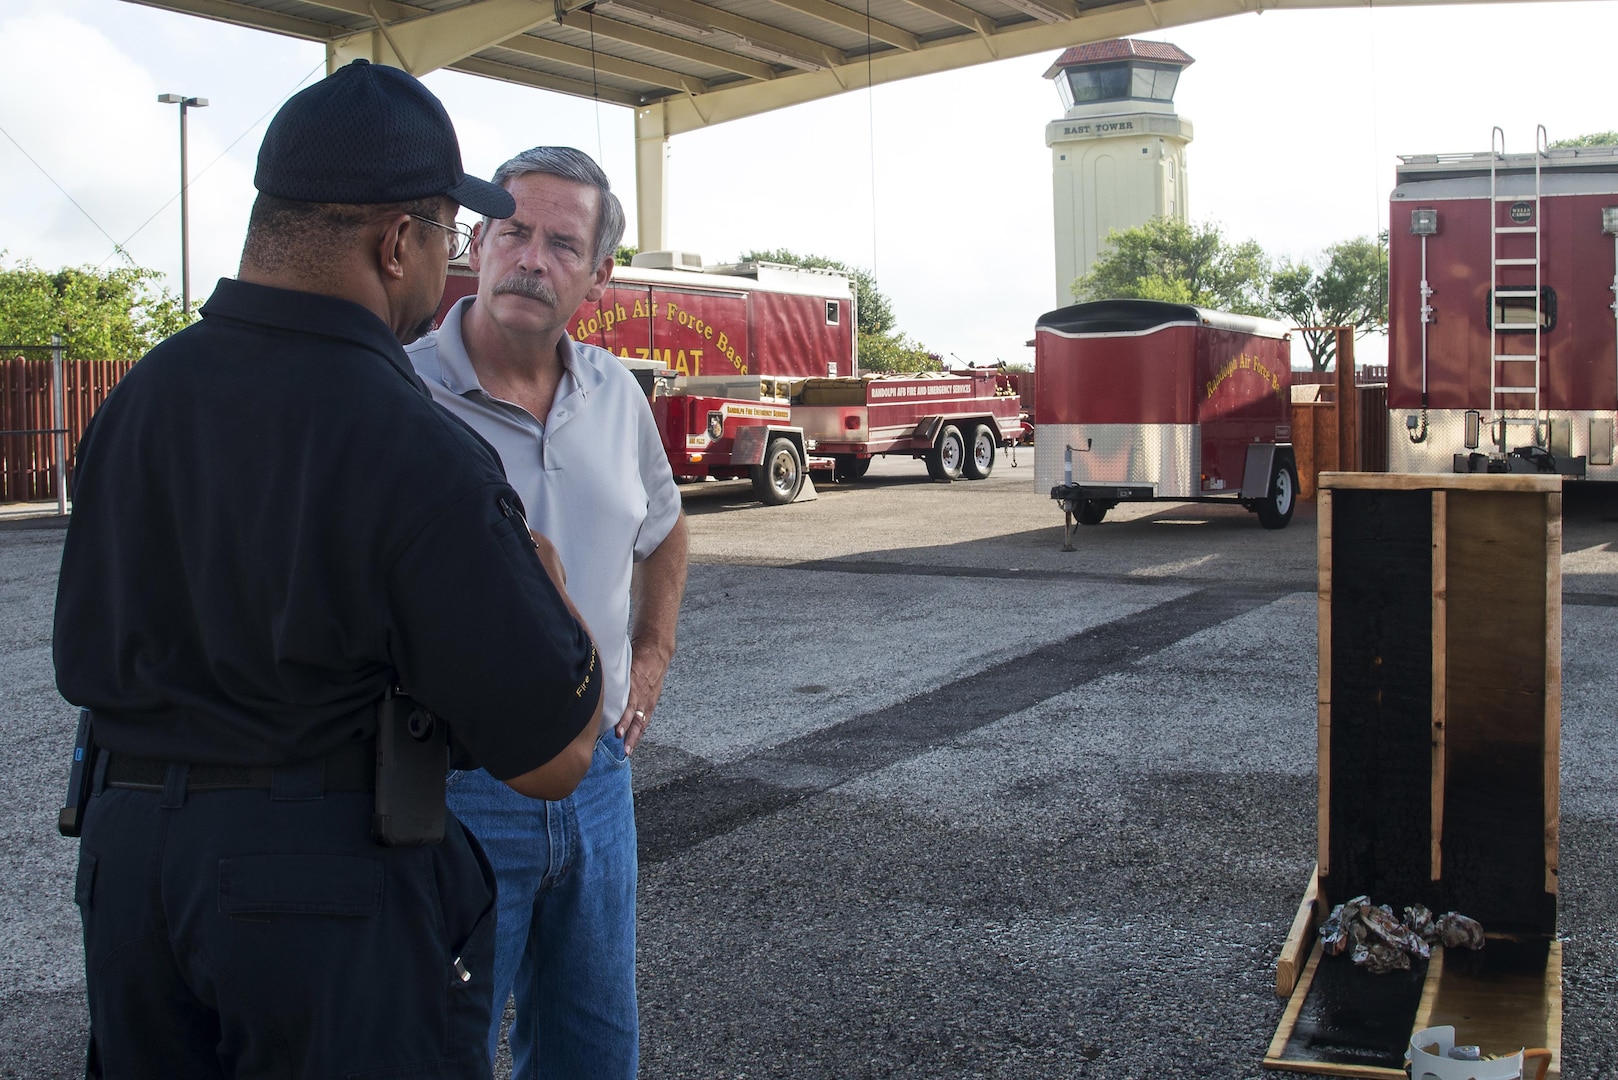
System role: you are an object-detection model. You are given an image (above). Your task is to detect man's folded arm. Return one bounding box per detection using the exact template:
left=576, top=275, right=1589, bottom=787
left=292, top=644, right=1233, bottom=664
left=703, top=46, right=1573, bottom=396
left=386, top=484, right=602, bottom=795
left=500, top=691, right=602, bottom=798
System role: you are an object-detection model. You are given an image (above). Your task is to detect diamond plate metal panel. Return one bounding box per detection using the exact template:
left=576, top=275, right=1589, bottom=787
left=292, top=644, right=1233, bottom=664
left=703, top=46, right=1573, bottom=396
left=1387, top=409, right=1618, bottom=480
left=1034, top=424, right=1199, bottom=497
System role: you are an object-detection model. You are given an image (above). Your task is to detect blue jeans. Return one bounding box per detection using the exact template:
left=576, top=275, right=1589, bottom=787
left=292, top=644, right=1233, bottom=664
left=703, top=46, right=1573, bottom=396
left=446, top=730, right=638, bottom=1080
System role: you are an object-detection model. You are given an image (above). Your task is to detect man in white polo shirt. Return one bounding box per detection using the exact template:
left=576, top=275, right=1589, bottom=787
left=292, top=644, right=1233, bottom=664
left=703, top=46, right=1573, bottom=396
left=407, top=146, right=687, bottom=1079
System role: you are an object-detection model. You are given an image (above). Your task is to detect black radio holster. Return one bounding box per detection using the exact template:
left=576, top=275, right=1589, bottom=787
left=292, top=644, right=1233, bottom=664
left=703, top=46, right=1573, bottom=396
left=372, top=690, right=447, bottom=846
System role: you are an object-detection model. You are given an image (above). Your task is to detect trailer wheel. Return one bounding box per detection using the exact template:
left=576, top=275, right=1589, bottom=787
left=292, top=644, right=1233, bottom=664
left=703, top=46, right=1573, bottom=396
left=926, top=424, right=965, bottom=481
left=833, top=454, right=871, bottom=481
left=1075, top=500, right=1108, bottom=525
left=962, top=425, right=996, bottom=480
left=752, top=437, right=805, bottom=506
left=1255, top=458, right=1298, bottom=530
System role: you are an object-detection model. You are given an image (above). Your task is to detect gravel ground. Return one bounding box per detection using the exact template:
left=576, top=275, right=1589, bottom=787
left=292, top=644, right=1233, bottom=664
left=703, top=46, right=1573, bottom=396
left=3, top=451, right=1615, bottom=1078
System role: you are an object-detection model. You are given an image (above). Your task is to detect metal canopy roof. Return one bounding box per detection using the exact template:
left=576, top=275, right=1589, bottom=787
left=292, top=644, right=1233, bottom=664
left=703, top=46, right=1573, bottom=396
left=119, top=0, right=1561, bottom=249
left=116, top=0, right=1497, bottom=139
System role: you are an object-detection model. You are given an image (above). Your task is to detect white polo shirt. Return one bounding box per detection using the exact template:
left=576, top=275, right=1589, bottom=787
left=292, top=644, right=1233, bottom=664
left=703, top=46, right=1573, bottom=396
left=407, top=297, right=682, bottom=731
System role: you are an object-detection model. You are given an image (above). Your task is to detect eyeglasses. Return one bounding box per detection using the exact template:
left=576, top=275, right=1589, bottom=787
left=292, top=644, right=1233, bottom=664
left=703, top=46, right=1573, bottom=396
left=409, top=214, right=475, bottom=260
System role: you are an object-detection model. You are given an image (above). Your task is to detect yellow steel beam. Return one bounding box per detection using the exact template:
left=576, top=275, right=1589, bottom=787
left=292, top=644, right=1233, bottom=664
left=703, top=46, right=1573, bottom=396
left=634, top=106, right=670, bottom=251
left=609, top=0, right=850, bottom=68
left=753, top=0, right=920, bottom=51
left=123, top=0, right=1606, bottom=127
left=649, top=0, right=1353, bottom=133
left=556, top=11, right=780, bottom=83
left=493, top=31, right=710, bottom=94
left=121, top=0, right=335, bottom=39
left=280, top=0, right=421, bottom=20
left=329, top=0, right=557, bottom=76
left=449, top=53, right=643, bottom=106
left=893, top=0, right=998, bottom=38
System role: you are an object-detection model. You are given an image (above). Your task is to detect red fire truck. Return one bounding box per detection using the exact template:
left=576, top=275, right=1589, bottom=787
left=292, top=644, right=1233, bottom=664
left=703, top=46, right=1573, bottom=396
left=438, top=254, right=1029, bottom=501
left=438, top=252, right=855, bottom=380
left=1034, top=300, right=1297, bottom=534
left=437, top=254, right=855, bottom=504
left=788, top=370, right=1025, bottom=481
left=1387, top=132, right=1618, bottom=479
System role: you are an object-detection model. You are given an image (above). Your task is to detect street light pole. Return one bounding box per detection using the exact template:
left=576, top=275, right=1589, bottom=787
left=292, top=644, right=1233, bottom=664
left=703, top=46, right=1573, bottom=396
left=157, top=93, right=208, bottom=316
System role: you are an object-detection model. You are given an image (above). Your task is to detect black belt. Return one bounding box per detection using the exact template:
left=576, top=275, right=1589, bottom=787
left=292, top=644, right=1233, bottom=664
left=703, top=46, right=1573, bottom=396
left=104, top=741, right=374, bottom=793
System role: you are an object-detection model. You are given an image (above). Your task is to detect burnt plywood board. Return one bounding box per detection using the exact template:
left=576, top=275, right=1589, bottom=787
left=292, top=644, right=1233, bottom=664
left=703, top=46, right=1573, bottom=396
left=1267, top=937, right=1563, bottom=1078
left=1321, top=487, right=1435, bottom=911
left=1442, top=490, right=1559, bottom=932
left=1265, top=939, right=1425, bottom=1078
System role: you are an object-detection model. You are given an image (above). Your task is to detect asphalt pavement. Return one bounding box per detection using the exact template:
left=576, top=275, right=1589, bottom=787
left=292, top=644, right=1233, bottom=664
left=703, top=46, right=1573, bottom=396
left=3, top=449, right=1615, bottom=1078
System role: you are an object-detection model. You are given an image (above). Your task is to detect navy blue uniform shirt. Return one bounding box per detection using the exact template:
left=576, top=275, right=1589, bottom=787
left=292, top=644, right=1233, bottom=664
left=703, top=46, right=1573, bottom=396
left=53, top=277, right=600, bottom=780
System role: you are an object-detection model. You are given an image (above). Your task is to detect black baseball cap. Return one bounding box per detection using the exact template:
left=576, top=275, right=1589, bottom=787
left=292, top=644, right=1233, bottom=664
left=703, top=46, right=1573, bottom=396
left=255, top=59, right=515, bottom=219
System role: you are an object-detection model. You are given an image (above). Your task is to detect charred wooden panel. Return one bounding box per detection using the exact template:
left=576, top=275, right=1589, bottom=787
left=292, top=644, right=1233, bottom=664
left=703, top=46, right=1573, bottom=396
left=1442, top=491, right=1556, bottom=933
left=1325, top=489, right=1434, bottom=911
left=1277, top=945, right=1429, bottom=1070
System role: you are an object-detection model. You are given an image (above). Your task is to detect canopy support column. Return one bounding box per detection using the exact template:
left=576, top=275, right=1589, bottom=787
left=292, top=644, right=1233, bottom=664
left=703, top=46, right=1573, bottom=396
left=635, top=103, right=670, bottom=254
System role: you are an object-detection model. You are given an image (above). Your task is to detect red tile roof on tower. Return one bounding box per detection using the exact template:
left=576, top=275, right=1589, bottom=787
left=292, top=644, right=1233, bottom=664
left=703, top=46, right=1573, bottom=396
left=1044, top=38, right=1195, bottom=79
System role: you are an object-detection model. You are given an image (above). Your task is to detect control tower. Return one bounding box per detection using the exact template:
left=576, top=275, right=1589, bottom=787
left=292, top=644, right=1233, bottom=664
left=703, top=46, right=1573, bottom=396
left=1045, top=39, right=1195, bottom=305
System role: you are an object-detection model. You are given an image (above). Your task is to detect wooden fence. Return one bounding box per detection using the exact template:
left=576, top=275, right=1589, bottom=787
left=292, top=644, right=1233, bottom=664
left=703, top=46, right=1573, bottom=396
left=1287, top=332, right=1388, bottom=498
left=1, top=355, right=136, bottom=502
left=1293, top=363, right=1388, bottom=387
left=1293, top=385, right=1388, bottom=498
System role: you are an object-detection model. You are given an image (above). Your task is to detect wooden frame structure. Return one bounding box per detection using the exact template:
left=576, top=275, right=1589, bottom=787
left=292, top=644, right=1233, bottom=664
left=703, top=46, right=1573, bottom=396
left=1266, top=472, right=1562, bottom=1078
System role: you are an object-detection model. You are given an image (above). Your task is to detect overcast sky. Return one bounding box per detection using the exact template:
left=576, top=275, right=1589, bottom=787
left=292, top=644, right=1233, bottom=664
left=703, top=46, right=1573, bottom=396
left=3, top=0, right=1615, bottom=366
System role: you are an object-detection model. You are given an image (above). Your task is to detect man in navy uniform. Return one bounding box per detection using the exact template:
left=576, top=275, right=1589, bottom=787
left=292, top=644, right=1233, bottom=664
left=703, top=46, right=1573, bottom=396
left=53, top=60, right=601, bottom=1078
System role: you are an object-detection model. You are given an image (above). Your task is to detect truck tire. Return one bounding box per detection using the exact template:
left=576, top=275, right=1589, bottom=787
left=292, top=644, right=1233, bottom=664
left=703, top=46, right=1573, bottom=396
left=1075, top=500, right=1108, bottom=525
left=963, top=424, right=996, bottom=480
left=1254, top=457, right=1298, bottom=530
left=833, top=454, right=871, bottom=481
left=752, top=437, right=805, bottom=506
left=925, top=424, right=965, bottom=481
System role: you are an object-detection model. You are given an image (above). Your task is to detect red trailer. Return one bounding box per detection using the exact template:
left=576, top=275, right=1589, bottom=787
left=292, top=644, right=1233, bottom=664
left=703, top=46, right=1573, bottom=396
left=1387, top=134, right=1618, bottom=478
left=788, top=370, right=1025, bottom=481
left=645, top=373, right=826, bottom=505
left=1034, top=300, right=1297, bottom=532
left=437, top=254, right=855, bottom=505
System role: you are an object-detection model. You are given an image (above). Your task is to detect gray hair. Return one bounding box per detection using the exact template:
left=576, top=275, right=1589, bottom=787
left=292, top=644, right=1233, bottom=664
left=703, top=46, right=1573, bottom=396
left=481, top=146, right=626, bottom=268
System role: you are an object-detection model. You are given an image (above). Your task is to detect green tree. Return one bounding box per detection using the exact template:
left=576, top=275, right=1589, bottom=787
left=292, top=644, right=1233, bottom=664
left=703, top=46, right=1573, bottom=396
left=1268, top=234, right=1389, bottom=372
left=1072, top=218, right=1271, bottom=316
left=1549, top=131, right=1618, bottom=149
left=857, top=332, right=941, bottom=374
left=0, top=256, right=187, bottom=359
left=614, top=243, right=638, bottom=265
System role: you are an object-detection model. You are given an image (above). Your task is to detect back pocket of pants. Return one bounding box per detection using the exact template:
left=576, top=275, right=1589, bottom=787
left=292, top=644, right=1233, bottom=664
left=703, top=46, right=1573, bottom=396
left=218, top=854, right=382, bottom=917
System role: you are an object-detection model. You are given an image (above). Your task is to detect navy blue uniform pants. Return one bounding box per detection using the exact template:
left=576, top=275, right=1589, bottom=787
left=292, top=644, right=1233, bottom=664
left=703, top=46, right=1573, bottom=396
left=75, top=777, right=497, bottom=1079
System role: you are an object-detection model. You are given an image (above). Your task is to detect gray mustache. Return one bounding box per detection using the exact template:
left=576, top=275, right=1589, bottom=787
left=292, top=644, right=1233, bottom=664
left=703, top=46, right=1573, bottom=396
left=493, top=275, right=560, bottom=306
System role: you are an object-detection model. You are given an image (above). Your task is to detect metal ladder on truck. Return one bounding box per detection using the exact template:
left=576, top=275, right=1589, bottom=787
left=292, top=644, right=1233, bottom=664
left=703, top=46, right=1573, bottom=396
left=1489, top=124, right=1547, bottom=450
